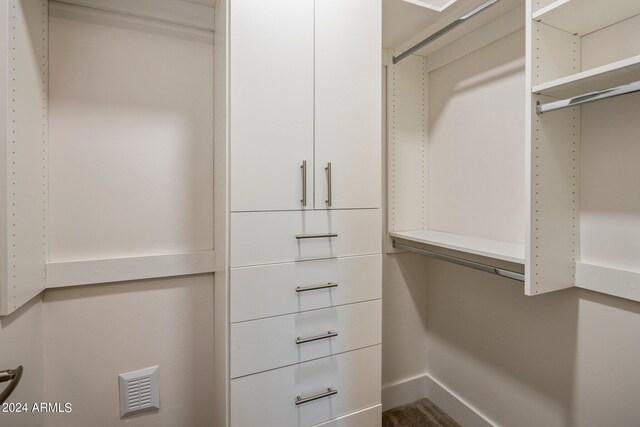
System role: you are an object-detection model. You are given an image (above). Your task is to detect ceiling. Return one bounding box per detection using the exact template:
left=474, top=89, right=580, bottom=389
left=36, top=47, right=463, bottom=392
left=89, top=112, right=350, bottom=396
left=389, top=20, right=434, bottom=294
left=383, top=0, right=522, bottom=53
left=383, top=0, right=443, bottom=49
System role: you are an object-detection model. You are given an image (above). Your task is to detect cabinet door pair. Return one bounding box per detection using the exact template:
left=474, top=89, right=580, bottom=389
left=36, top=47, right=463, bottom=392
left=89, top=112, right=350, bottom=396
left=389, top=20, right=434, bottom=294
left=230, top=0, right=381, bottom=212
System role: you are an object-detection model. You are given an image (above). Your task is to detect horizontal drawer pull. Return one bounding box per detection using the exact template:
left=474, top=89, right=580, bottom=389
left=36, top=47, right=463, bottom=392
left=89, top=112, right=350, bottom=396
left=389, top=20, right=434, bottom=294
left=296, top=282, right=339, bottom=293
left=296, top=331, right=338, bottom=345
left=295, top=387, right=338, bottom=406
left=295, top=233, right=338, bottom=239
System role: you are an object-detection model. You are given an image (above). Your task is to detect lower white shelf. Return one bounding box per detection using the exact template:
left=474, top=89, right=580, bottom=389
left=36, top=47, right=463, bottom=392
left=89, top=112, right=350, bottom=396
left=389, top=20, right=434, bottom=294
left=390, top=229, right=525, bottom=264
left=46, top=250, right=215, bottom=288
left=576, top=262, right=640, bottom=303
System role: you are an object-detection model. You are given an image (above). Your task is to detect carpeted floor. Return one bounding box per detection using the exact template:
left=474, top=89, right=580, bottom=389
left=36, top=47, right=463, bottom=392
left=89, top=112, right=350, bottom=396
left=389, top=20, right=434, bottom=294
left=382, top=398, right=461, bottom=427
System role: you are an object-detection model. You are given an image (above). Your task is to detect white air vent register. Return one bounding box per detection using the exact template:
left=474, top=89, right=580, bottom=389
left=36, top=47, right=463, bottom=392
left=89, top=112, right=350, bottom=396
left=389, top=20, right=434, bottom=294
left=118, top=366, right=160, bottom=417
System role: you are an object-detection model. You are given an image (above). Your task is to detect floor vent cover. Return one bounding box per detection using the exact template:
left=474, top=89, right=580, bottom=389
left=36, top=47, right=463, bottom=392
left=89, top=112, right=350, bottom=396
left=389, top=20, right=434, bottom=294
left=118, top=366, right=160, bottom=417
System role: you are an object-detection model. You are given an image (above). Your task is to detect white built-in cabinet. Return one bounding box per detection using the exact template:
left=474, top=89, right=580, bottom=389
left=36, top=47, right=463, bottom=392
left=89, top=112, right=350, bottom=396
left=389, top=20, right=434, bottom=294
left=231, top=0, right=381, bottom=212
left=218, top=0, right=382, bottom=426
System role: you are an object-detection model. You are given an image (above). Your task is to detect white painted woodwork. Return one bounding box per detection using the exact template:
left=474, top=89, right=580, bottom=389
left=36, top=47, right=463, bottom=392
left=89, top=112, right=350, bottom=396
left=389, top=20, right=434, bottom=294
left=54, top=0, right=215, bottom=31
left=230, top=210, right=382, bottom=267
left=387, top=20, right=526, bottom=265
left=581, top=14, right=640, bottom=70
left=230, top=254, right=382, bottom=323
left=526, top=97, right=578, bottom=295
left=387, top=53, right=426, bottom=235
left=427, top=30, right=525, bottom=246
left=580, top=93, right=640, bottom=275
left=314, top=0, right=381, bottom=210
left=576, top=263, right=640, bottom=303
left=230, top=345, right=381, bottom=427
left=212, top=1, right=229, bottom=425
left=46, top=251, right=214, bottom=288
left=532, top=0, right=640, bottom=36
left=391, top=230, right=525, bottom=264
left=530, top=21, right=580, bottom=86
left=231, top=300, right=382, bottom=378
left=0, top=0, right=48, bottom=315
left=312, top=405, right=382, bottom=427
left=533, top=54, right=640, bottom=98
left=230, top=0, right=313, bottom=212
left=49, top=3, right=214, bottom=262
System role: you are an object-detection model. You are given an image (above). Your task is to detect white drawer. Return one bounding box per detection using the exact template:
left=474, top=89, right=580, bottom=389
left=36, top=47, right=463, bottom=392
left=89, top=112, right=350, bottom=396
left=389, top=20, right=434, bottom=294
left=230, top=345, right=381, bottom=427
left=230, top=254, right=381, bottom=323
left=231, top=300, right=381, bottom=378
left=312, top=405, right=381, bottom=427
left=230, top=209, right=381, bottom=267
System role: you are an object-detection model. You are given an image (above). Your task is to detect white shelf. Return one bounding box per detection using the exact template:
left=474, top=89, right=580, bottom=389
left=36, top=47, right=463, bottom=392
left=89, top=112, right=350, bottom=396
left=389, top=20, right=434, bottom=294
left=390, top=229, right=525, bottom=264
left=533, top=54, right=640, bottom=99
left=576, top=262, right=640, bottom=303
left=533, top=0, right=640, bottom=36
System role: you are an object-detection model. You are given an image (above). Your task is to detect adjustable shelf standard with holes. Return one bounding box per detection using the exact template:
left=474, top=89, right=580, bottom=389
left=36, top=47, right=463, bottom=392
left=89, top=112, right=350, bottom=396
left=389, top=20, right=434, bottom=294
left=528, top=0, right=640, bottom=300
left=387, top=0, right=527, bottom=286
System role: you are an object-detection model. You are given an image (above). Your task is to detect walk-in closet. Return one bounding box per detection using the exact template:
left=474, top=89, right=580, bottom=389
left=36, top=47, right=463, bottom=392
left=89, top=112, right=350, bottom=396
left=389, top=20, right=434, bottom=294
left=1, top=0, right=639, bottom=426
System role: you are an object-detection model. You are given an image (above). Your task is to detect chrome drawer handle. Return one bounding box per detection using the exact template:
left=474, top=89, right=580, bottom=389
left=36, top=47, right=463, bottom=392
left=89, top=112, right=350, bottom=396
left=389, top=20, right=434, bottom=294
left=296, top=283, right=338, bottom=293
left=296, top=331, right=338, bottom=345
left=295, top=233, right=338, bottom=239
left=295, top=387, right=337, bottom=405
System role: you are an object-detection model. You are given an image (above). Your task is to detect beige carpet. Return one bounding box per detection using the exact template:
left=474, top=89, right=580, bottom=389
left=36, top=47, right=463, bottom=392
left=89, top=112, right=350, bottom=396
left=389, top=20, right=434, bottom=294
left=382, top=398, right=461, bottom=427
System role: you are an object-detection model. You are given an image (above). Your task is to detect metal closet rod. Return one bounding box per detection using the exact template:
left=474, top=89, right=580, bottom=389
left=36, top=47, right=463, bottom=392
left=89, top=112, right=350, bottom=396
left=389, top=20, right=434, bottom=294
left=536, top=80, right=640, bottom=114
left=392, top=0, right=501, bottom=64
left=392, top=240, right=525, bottom=282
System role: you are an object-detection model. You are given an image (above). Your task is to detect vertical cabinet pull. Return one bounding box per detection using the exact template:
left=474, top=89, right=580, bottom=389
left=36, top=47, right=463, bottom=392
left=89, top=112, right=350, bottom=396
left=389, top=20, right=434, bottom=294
left=295, top=331, right=338, bottom=345
left=300, top=160, right=307, bottom=207
left=325, top=162, right=332, bottom=207
left=295, top=387, right=338, bottom=405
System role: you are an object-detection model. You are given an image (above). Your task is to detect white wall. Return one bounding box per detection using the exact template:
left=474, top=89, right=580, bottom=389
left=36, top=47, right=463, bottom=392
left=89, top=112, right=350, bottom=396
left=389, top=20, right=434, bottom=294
left=382, top=257, right=640, bottom=426
left=42, top=275, right=214, bottom=427
left=0, top=297, right=44, bottom=427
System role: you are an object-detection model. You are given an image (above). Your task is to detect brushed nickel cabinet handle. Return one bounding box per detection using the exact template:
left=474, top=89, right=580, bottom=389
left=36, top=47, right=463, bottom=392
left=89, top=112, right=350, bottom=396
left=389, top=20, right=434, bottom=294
left=295, top=387, right=337, bottom=405
left=296, top=283, right=338, bottom=293
left=295, top=233, right=338, bottom=239
left=325, top=162, right=332, bottom=207
left=296, top=331, right=338, bottom=345
left=300, top=160, right=307, bottom=207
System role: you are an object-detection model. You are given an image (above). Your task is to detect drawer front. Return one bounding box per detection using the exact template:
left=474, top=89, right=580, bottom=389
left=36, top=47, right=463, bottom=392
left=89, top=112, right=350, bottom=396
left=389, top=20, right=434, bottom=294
left=230, top=209, right=381, bottom=267
left=231, top=300, right=381, bottom=378
left=230, top=254, right=381, bottom=323
left=231, top=345, right=381, bottom=427
left=312, top=405, right=381, bottom=427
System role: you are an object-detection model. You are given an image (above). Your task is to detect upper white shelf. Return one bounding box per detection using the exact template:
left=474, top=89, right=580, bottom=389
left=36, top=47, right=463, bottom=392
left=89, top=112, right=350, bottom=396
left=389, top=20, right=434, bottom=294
left=532, top=0, right=640, bottom=36
left=390, top=229, right=525, bottom=264
left=533, top=54, right=640, bottom=98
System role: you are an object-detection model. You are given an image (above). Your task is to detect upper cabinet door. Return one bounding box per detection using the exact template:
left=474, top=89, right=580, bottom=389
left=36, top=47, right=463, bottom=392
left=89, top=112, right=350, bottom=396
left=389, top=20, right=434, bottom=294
left=314, top=0, right=382, bottom=210
left=230, top=0, right=314, bottom=212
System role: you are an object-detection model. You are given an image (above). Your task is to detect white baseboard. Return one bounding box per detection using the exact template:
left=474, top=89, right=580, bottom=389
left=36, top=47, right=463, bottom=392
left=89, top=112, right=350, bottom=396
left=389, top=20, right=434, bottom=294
left=382, top=373, right=495, bottom=427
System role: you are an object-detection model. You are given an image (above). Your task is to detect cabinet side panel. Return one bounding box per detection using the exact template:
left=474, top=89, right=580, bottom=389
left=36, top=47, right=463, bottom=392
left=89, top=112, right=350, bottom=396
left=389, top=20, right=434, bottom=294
left=2, top=0, right=48, bottom=315
left=387, top=54, right=426, bottom=235
left=213, top=0, right=229, bottom=425
left=527, top=96, right=579, bottom=294
left=0, top=0, right=8, bottom=310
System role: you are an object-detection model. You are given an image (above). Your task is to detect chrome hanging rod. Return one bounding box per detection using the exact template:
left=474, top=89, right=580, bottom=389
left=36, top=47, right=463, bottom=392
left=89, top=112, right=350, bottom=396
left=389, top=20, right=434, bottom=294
left=392, top=240, right=524, bottom=282
left=392, top=0, right=501, bottom=64
left=537, top=80, right=640, bottom=114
